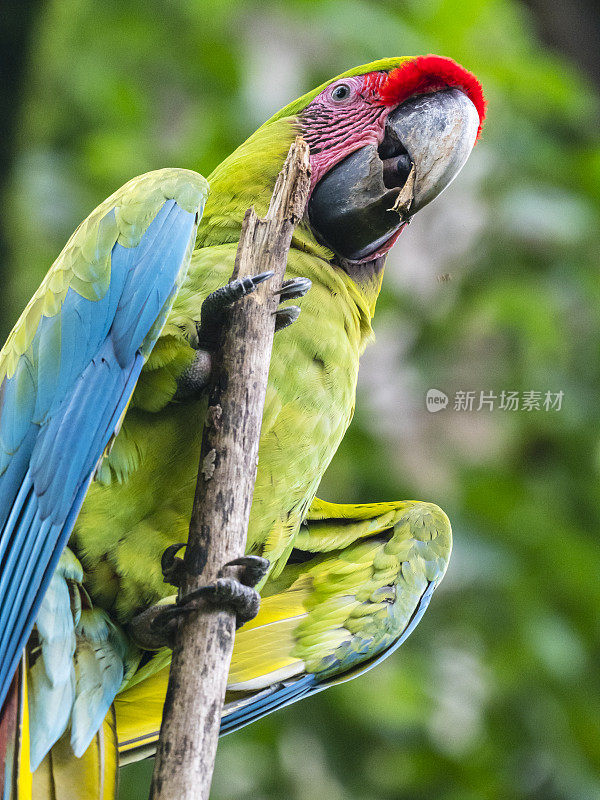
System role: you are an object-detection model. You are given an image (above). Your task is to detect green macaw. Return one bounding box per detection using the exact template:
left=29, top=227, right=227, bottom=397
left=0, top=55, right=485, bottom=799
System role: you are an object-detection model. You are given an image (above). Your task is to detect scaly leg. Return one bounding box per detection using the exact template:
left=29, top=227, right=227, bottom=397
left=129, top=549, right=270, bottom=650
left=175, top=273, right=311, bottom=399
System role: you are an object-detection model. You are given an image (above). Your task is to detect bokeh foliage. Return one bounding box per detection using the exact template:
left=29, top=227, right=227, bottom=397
left=3, top=0, right=600, bottom=798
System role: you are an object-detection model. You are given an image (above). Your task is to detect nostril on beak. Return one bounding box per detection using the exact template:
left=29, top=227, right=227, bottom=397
left=382, top=154, right=413, bottom=189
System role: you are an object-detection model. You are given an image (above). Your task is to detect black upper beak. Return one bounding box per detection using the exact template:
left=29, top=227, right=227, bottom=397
left=308, top=88, right=480, bottom=262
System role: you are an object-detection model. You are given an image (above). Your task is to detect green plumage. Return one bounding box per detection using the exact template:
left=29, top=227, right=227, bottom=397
left=263, top=501, right=451, bottom=677
left=114, top=499, right=451, bottom=761
left=73, top=112, right=381, bottom=623
left=0, top=56, right=472, bottom=798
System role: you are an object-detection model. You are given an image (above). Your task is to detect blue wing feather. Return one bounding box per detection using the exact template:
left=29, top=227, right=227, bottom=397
left=0, top=191, right=202, bottom=711
left=219, top=582, right=437, bottom=737
left=220, top=674, right=318, bottom=736
left=0, top=355, right=145, bottom=709
left=0, top=357, right=36, bottom=455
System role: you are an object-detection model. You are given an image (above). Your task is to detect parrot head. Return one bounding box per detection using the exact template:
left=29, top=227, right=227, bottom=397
left=272, top=55, right=486, bottom=264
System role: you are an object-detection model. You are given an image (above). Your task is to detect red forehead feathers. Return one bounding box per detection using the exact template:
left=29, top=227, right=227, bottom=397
left=377, top=55, right=486, bottom=140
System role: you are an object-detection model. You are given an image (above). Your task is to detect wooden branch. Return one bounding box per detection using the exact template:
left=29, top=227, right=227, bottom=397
left=149, top=137, right=311, bottom=800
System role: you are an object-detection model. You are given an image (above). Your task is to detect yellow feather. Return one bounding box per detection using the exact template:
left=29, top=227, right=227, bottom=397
left=228, top=616, right=305, bottom=689
left=115, top=668, right=168, bottom=761
left=238, top=584, right=308, bottom=632
left=16, top=659, right=32, bottom=800
left=306, top=497, right=401, bottom=521
left=31, top=709, right=118, bottom=800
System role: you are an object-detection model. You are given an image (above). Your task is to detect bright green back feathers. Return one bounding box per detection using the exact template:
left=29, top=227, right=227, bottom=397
left=266, top=57, right=413, bottom=123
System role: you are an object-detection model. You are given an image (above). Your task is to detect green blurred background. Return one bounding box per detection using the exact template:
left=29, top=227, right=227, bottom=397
left=1, top=0, right=600, bottom=797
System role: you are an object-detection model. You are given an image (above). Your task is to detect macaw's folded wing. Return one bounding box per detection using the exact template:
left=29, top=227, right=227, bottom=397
left=0, top=169, right=208, bottom=714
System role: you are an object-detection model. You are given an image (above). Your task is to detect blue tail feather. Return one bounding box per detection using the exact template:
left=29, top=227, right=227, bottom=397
left=220, top=674, right=317, bottom=736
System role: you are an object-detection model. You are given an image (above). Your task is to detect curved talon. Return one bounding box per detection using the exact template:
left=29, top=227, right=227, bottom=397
left=215, top=272, right=274, bottom=308
left=178, top=578, right=261, bottom=629
left=130, top=554, right=270, bottom=647
left=161, top=543, right=187, bottom=587
left=179, top=273, right=308, bottom=401
left=195, top=270, right=275, bottom=351
left=276, top=277, right=312, bottom=301
left=274, top=306, right=300, bottom=332
left=221, top=555, right=270, bottom=586
left=237, top=271, right=274, bottom=294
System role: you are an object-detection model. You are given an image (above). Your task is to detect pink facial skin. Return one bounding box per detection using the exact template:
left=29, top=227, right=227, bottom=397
left=299, top=56, right=486, bottom=263
left=300, top=74, right=403, bottom=262
left=301, top=74, right=389, bottom=190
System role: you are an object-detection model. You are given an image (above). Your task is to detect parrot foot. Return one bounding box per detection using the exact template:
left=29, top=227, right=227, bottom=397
left=175, top=271, right=274, bottom=400
left=176, top=273, right=310, bottom=399
left=160, top=542, right=187, bottom=587
left=273, top=277, right=311, bottom=332
left=178, top=555, right=270, bottom=629
left=276, top=276, right=312, bottom=302
left=128, top=555, right=270, bottom=649
left=218, top=555, right=271, bottom=588
left=195, top=271, right=275, bottom=350
left=128, top=604, right=182, bottom=650
left=274, top=305, right=300, bottom=331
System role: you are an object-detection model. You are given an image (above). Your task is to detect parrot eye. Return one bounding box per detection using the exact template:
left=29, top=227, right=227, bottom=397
left=331, top=84, right=352, bottom=102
